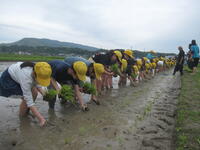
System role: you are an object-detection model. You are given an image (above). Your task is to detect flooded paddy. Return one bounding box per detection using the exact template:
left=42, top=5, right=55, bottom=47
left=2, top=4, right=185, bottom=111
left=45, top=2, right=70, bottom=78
left=0, top=62, right=180, bottom=150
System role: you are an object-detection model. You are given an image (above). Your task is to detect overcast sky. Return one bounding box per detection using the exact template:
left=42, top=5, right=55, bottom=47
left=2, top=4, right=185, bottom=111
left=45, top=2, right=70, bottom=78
left=0, top=0, right=200, bottom=53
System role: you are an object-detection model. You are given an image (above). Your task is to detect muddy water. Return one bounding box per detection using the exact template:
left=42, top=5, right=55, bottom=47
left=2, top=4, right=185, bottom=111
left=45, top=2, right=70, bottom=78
left=0, top=62, right=180, bottom=150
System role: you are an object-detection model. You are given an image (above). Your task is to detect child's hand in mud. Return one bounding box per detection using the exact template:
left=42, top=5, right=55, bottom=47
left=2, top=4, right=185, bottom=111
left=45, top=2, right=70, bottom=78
left=39, top=119, right=47, bottom=127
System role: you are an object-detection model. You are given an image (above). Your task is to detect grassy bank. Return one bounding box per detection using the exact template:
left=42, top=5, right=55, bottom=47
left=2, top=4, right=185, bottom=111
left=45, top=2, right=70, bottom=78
left=0, top=54, right=65, bottom=61
left=175, top=66, right=200, bottom=150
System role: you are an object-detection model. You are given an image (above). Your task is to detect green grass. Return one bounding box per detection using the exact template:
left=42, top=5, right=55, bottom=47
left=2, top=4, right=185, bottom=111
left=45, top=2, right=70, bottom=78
left=0, top=53, right=64, bottom=61
left=175, top=66, right=200, bottom=150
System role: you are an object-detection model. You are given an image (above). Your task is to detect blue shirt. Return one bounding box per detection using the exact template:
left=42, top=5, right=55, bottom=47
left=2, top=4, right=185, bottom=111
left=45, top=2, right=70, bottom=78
left=146, top=53, right=153, bottom=59
left=191, top=45, right=200, bottom=58
left=48, top=60, right=79, bottom=85
left=64, top=57, right=92, bottom=67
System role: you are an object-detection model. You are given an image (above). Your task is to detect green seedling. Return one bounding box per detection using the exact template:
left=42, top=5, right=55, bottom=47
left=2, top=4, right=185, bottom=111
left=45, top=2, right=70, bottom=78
left=82, top=82, right=96, bottom=95
left=111, top=64, right=120, bottom=75
left=79, top=127, right=87, bottom=136
left=59, top=85, right=75, bottom=104
left=131, top=73, right=137, bottom=79
left=116, top=136, right=124, bottom=145
left=176, top=127, right=182, bottom=132
left=43, top=89, right=57, bottom=101
left=178, top=134, right=187, bottom=147
left=64, top=137, right=72, bottom=145
left=197, top=137, right=200, bottom=145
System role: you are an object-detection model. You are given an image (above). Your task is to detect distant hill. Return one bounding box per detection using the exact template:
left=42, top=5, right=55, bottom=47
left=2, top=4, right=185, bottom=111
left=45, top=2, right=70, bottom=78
left=0, top=38, right=176, bottom=58
left=0, top=38, right=99, bottom=51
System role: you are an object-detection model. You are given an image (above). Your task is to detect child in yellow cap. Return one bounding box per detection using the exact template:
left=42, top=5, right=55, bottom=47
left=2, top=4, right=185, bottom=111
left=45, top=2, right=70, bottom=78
left=91, top=50, right=122, bottom=92
left=123, top=50, right=138, bottom=86
left=47, top=60, right=89, bottom=111
left=64, top=57, right=105, bottom=105
left=0, top=62, right=52, bottom=126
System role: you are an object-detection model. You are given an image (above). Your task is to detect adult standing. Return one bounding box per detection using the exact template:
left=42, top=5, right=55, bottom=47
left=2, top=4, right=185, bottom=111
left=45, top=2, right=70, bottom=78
left=173, top=46, right=185, bottom=75
left=190, top=40, right=200, bottom=74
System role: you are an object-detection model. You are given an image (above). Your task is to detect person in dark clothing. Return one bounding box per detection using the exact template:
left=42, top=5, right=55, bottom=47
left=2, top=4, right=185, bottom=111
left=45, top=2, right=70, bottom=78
left=121, top=49, right=137, bottom=86
left=47, top=60, right=89, bottom=111
left=92, top=50, right=117, bottom=67
left=173, top=46, right=185, bottom=75
left=91, top=51, right=120, bottom=92
left=64, top=56, right=105, bottom=105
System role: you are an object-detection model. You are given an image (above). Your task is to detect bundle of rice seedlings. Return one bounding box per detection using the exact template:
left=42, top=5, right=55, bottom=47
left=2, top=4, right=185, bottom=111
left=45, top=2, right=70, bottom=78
left=82, top=82, right=96, bottom=95
left=131, top=73, right=137, bottom=79
left=110, top=64, right=120, bottom=75
left=59, top=85, right=75, bottom=104
left=43, top=89, right=57, bottom=102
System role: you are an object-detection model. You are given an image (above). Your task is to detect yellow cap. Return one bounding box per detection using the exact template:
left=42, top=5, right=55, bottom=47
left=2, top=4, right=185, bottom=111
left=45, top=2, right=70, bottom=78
left=143, top=57, right=148, bottom=62
left=150, top=50, right=156, bottom=54
left=145, top=63, right=150, bottom=69
left=124, top=50, right=133, bottom=58
left=114, top=51, right=122, bottom=62
left=137, top=65, right=141, bottom=70
left=93, top=63, right=104, bottom=80
left=137, top=59, right=142, bottom=66
left=73, top=61, right=87, bottom=81
left=121, top=59, right=127, bottom=72
left=34, top=62, right=52, bottom=87
left=155, top=58, right=159, bottom=62
left=152, top=62, right=156, bottom=69
left=133, top=65, right=139, bottom=73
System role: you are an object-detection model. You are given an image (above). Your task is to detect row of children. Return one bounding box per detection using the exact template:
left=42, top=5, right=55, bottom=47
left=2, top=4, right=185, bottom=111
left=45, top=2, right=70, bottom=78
left=0, top=50, right=176, bottom=126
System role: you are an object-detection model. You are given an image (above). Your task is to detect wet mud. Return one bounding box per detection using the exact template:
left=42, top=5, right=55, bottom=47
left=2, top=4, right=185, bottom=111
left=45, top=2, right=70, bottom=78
left=0, top=62, right=180, bottom=150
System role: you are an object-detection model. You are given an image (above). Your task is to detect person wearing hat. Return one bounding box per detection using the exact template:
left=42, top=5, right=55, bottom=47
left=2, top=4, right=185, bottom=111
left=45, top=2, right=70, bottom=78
left=47, top=60, right=88, bottom=111
left=139, top=57, right=151, bottom=80
left=118, top=58, right=128, bottom=86
left=146, top=50, right=156, bottom=60
left=132, top=65, right=140, bottom=83
left=146, top=51, right=156, bottom=76
left=123, top=49, right=138, bottom=86
left=150, top=59, right=157, bottom=77
left=91, top=50, right=119, bottom=91
left=157, top=57, right=165, bottom=72
left=64, top=56, right=105, bottom=105
left=0, top=61, right=52, bottom=126
left=112, top=50, right=127, bottom=86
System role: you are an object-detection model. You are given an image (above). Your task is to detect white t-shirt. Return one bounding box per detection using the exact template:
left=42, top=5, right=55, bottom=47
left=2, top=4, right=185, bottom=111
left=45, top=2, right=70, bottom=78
left=157, top=61, right=164, bottom=66
left=8, top=62, right=35, bottom=107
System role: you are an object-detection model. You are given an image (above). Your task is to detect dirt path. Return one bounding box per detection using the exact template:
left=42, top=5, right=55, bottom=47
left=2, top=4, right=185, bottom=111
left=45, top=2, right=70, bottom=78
left=0, top=69, right=180, bottom=150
